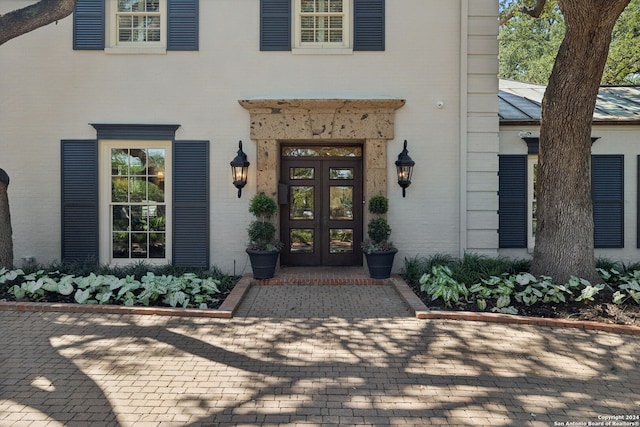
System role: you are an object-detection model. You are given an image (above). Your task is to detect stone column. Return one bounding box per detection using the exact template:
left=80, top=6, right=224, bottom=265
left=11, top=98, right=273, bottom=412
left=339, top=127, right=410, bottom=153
left=256, top=139, right=279, bottom=197
left=364, top=138, right=388, bottom=224
left=255, top=139, right=280, bottom=236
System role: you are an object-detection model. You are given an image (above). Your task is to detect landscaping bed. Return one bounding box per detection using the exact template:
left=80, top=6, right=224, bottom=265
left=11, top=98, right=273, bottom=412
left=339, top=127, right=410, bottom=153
left=2, top=255, right=640, bottom=328
left=403, top=254, right=640, bottom=327
left=0, top=263, right=238, bottom=310
left=407, top=280, right=640, bottom=326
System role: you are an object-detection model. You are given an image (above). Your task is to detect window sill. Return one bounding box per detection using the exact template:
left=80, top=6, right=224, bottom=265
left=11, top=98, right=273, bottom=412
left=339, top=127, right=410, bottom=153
left=292, top=48, right=353, bottom=55
left=105, top=47, right=167, bottom=55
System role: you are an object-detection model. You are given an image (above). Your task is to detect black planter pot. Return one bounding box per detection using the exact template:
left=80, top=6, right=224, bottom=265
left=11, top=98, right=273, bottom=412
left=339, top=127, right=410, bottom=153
left=246, top=249, right=280, bottom=279
left=363, top=248, right=398, bottom=279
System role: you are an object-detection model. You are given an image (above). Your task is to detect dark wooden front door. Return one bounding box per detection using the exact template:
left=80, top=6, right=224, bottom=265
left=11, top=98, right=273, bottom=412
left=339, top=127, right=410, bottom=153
left=280, top=156, right=363, bottom=266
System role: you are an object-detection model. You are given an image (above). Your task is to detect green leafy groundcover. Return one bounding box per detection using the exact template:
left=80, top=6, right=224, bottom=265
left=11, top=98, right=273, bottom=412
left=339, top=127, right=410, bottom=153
left=0, top=265, right=238, bottom=310
left=404, top=254, right=640, bottom=327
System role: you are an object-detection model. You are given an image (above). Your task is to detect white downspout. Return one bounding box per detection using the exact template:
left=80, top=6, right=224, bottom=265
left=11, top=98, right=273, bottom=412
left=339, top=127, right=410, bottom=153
left=459, top=0, right=469, bottom=258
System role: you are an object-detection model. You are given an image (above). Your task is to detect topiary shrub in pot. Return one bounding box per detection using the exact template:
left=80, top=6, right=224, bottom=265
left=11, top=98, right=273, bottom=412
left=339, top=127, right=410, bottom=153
left=362, top=195, right=397, bottom=279
left=246, top=193, right=282, bottom=279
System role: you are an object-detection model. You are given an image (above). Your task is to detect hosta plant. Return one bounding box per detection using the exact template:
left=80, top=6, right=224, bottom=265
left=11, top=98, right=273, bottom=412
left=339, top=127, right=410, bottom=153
left=3, top=268, right=223, bottom=309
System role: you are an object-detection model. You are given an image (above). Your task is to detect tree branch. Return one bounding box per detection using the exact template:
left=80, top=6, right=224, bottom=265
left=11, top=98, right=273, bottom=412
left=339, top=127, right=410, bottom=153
left=500, top=0, right=548, bottom=25
left=0, top=0, right=76, bottom=46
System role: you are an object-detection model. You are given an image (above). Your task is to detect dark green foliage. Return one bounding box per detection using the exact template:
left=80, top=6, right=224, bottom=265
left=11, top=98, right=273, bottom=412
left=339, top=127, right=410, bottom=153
left=362, top=195, right=394, bottom=253
left=402, top=254, right=457, bottom=284
left=595, top=257, right=624, bottom=272
left=247, top=193, right=281, bottom=251
left=403, top=252, right=530, bottom=285
left=456, top=253, right=530, bottom=285
left=248, top=221, right=277, bottom=247
left=367, top=218, right=391, bottom=244
left=248, top=193, right=278, bottom=220
left=622, top=261, right=640, bottom=272
left=368, top=195, right=389, bottom=215
left=499, top=0, right=640, bottom=85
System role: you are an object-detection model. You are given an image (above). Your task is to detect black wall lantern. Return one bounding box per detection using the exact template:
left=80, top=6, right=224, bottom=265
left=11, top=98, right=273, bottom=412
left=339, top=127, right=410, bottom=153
left=230, top=140, right=250, bottom=198
left=395, top=140, right=415, bottom=198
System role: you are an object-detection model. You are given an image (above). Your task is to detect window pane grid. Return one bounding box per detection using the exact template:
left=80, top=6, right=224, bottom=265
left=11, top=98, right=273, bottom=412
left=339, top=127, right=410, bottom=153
left=116, top=0, right=161, bottom=43
left=110, top=148, right=166, bottom=260
left=299, top=0, right=344, bottom=44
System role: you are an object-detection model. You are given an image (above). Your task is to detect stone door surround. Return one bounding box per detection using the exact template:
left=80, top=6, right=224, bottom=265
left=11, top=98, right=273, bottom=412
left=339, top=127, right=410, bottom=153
left=238, top=98, right=406, bottom=205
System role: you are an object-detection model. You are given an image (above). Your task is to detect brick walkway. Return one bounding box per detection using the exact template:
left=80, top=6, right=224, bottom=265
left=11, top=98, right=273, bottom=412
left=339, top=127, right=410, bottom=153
left=1, top=267, right=639, bottom=426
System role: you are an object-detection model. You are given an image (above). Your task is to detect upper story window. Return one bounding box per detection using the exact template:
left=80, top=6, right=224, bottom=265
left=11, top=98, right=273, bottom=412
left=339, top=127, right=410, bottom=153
left=295, top=0, right=350, bottom=50
left=73, top=0, right=199, bottom=52
left=260, top=0, right=385, bottom=52
left=115, top=0, right=164, bottom=46
left=108, top=0, right=166, bottom=52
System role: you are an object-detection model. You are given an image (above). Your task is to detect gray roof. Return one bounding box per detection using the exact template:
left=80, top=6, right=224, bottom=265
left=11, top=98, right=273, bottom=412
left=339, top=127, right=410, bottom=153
left=499, top=79, right=640, bottom=123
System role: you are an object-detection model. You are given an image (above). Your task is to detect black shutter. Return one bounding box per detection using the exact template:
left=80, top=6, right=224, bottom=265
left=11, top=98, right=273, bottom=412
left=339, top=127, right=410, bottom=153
left=61, top=140, right=99, bottom=262
left=73, top=0, right=105, bottom=50
left=260, top=0, right=291, bottom=51
left=498, top=155, right=527, bottom=248
left=592, top=155, right=624, bottom=248
left=354, top=0, right=385, bottom=51
left=173, top=141, right=209, bottom=268
left=167, top=0, right=199, bottom=51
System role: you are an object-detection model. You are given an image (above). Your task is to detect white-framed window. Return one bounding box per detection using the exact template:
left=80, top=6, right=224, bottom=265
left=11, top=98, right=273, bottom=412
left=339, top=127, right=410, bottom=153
left=527, top=155, right=538, bottom=252
left=100, top=141, right=172, bottom=265
left=294, top=0, right=351, bottom=52
left=106, top=0, right=167, bottom=53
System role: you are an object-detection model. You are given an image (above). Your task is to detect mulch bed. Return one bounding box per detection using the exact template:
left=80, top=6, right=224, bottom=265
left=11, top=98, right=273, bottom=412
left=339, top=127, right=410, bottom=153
left=0, top=288, right=233, bottom=310
left=406, top=281, right=640, bottom=327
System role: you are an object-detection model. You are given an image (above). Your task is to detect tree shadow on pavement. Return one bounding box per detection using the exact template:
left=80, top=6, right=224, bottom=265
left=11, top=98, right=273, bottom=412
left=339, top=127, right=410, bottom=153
left=0, top=311, right=638, bottom=426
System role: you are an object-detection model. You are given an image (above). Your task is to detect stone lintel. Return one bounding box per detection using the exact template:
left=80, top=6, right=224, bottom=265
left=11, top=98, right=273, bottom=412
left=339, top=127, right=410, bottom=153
left=239, top=98, right=406, bottom=140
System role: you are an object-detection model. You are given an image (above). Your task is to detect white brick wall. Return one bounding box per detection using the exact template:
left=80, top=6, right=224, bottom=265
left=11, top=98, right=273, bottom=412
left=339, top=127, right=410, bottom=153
left=0, top=0, right=501, bottom=271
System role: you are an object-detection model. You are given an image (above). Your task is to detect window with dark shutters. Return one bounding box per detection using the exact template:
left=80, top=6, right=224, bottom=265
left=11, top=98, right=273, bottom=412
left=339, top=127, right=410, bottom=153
left=498, top=153, right=625, bottom=250
left=73, top=0, right=199, bottom=51
left=61, top=129, right=210, bottom=268
left=260, top=0, right=385, bottom=51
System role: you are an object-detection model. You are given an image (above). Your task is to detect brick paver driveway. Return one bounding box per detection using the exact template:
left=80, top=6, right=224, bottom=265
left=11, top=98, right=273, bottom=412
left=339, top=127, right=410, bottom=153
left=1, top=287, right=639, bottom=426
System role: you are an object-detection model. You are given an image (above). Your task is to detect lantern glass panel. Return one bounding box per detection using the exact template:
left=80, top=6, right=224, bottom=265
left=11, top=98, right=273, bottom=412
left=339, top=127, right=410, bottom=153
left=397, top=165, right=413, bottom=183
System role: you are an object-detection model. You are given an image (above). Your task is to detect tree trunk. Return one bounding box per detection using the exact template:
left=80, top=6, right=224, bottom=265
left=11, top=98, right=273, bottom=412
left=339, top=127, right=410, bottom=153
left=531, top=0, right=630, bottom=284
left=0, top=169, right=13, bottom=269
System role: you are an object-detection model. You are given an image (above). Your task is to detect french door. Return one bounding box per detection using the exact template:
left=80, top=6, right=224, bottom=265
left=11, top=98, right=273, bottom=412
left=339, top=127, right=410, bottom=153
left=280, top=149, right=363, bottom=266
